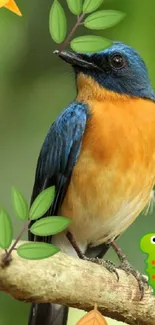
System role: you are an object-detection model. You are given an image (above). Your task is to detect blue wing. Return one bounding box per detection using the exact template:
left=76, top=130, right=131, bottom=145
left=29, top=101, right=89, bottom=241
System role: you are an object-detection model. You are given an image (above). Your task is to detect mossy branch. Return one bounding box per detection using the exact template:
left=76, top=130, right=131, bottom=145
left=0, top=241, right=154, bottom=325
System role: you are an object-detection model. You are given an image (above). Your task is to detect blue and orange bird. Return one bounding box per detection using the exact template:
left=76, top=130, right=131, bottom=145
left=28, top=42, right=155, bottom=325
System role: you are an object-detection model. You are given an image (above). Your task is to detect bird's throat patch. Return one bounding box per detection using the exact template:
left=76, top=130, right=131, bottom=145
left=76, top=73, right=130, bottom=103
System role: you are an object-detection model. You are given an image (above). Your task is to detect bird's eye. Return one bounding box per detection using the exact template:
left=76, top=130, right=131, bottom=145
left=109, top=54, right=125, bottom=69
left=151, top=236, right=155, bottom=244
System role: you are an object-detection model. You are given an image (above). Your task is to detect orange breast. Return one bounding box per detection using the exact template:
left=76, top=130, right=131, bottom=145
left=60, top=75, right=155, bottom=247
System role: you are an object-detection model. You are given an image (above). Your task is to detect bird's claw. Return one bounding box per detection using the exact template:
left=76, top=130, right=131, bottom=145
left=110, top=241, right=148, bottom=299
left=118, top=258, right=148, bottom=299
left=83, top=256, right=119, bottom=281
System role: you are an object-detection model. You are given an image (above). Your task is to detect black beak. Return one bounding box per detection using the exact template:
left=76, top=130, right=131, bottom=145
left=54, top=50, right=101, bottom=71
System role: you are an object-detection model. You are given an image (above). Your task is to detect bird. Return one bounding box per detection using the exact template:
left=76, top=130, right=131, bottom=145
left=28, top=41, right=155, bottom=325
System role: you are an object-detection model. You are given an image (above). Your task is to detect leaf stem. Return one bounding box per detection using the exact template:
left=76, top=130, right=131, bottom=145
left=58, top=12, right=85, bottom=53
left=3, top=220, right=30, bottom=265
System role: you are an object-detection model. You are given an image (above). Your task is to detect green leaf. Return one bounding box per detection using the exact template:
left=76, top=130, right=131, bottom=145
left=83, top=0, right=103, bottom=13
left=84, top=10, right=126, bottom=30
left=66, top=0, right=82, bottom=15
left=12, top=187, right=28, bottom=221
left=0, top=209, right=13, bottom=249
left=17, top=242, right=60, bottom=260
left=30, top=216, right=71, bottom=236
left=70, top=35, right=112, bottom=53
left=49, top=0, right=67, bottom=44
left=29, top=187, right=55, bottom=220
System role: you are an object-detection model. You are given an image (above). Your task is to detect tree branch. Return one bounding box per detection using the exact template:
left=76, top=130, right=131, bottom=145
left=0, top=242, right=154, bottom=325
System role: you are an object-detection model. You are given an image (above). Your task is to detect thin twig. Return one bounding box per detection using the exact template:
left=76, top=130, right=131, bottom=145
left=58, top=12, right=85, bottom=53
left=3, top=220, right=30, bottom=265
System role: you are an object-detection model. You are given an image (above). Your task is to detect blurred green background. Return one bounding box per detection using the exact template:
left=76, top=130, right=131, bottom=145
left=0, top=0, right=155, bottom=324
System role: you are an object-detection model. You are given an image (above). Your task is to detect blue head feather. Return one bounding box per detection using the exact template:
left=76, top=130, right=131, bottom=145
left=74, top=42, right=155, bottom=101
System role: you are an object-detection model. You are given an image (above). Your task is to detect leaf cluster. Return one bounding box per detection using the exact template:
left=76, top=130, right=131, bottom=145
left=49, top=0, right=125, bottom=53
left=0, top=187, right=71, bottom=260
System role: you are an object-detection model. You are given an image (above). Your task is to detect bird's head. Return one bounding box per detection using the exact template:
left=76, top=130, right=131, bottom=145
left=55, top=42, right=155, bottom=101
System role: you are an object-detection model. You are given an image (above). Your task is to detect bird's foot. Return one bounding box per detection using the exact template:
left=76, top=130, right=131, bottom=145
left=66, top=231, right=119, bottom=280
left=67, top=232, right=119, bottom=280
left=111, top=241, right=148, bottom=299
left=118, top=257, right=148, bottom=299
left=83, top=256, right=119, bottom=281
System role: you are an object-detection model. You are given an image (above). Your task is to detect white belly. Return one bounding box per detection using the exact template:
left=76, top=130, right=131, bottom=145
left=53, top=189, right=154, bottom=257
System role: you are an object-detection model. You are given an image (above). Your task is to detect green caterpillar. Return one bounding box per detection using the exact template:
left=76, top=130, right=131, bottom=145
left=140, top=233, right=155, bottom=294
